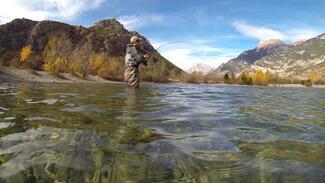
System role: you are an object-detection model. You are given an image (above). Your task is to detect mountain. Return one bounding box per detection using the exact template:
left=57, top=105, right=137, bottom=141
left=0, top=18, right=183, bottom=81
left=252, top=34, right=325, bottom=78
left=186, top=63, right=215, bottom=74
left=214, top=35, right=325, bottom=79
left=214, top=39, right=289, bottom=74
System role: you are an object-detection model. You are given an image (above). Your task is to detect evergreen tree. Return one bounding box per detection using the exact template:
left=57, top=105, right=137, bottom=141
left=224, top=72, right=230, bottom=83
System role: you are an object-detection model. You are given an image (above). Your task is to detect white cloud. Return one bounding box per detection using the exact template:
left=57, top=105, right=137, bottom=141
left=118, top=14, right=163, bottom=30
left=152, top=40, right=239, bottom=70
left=118, top=16, right=141, bottom=30
left=288, top=29, right=320, bottom=41
left=233, top=21, right=286, bottom=40
left=0, top=0, right=105, bottom=24
left=160, top=48, right=235, bottom=70
left=233, top=21, right=321, bottom=42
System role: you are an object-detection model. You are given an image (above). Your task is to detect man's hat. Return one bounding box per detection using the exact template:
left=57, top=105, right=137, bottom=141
left=130, top=36, right=142, bottom=44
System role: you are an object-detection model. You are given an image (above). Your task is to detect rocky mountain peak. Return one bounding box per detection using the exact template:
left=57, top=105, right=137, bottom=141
left=186, top=63, right=215, bottom=74
left=92, top=18, right=124, bottom=30
left=213, top=39, right=290, bottom=74
left=6, top=18, right=36, bottom=25
left=257, top=39, right=285, bottom=50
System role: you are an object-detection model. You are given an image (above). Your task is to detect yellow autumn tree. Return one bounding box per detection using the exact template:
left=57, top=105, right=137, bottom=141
left=97, top=57, right=123, bottom=81
left=90, top=52, right=106, bottom=74
left=68, top=62, right=79, bottom=75
left=43, top=57, right=67, bottom=74
left=265, top=70, right=272, bottom=83
left=43, top=36, right=58, bottom=74
left=20, top=45, right=32, bottom=61
left=309, top=70, right=318, bottom=84
left=43, top=62, right=55, bottom=73
left=54, top=58, right=68, bottom=73
left=254, top=69, right=268, bottom=85
left=43, top=36, right=60, bottom=65
left=43, top=35, right=73, bottom=74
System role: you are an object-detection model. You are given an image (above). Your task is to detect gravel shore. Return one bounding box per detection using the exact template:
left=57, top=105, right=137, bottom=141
left=0, top=67, right=122, bottom=84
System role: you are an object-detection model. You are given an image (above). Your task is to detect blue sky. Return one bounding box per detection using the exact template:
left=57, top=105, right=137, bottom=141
left=0, top=0, right=324, bottom=69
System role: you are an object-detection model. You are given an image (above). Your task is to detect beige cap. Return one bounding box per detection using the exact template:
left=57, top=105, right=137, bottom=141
left=130, top=36, right=142, bottom=44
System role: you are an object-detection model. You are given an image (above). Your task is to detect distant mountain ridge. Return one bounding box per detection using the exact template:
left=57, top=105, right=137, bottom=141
left=186, top=63, right=215, bottom=74
left=252, top=34, right=325, bottom=78
left=213, top=35, right=325, bottom=79
left=214, top=39, right=290, bottom=74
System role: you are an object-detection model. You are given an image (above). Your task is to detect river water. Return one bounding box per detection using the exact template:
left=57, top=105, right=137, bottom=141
left=0, top=82, right=324, bottom=182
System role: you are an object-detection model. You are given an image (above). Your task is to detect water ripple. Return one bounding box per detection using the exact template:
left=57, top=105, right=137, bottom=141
left=0, top=83, right=324, bottom=182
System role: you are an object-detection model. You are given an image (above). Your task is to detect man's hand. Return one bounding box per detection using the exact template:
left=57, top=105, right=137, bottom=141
left=144, top=54, right=151, bottom=60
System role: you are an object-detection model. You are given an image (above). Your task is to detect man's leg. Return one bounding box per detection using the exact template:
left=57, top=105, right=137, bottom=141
left=124, top=67, right=140, bottom=87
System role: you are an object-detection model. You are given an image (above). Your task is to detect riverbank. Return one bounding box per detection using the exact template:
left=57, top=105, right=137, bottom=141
left=183, top=83, right=325, bottom=88
left=269, top=84, right=325, bottom=88
left=1, top=67, right=324, bottom=88
left=0, top=67, right=121, bottom=84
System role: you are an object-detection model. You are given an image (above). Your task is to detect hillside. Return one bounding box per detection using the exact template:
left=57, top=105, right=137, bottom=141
left=213, top=35, right=325, bottom=80
left=0, top=18, right=183, bottom=82
left=214, top=39, right=290, bottom=73
left=252, top=34, right=325, bottom=79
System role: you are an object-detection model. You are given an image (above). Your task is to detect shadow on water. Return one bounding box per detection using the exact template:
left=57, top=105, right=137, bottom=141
left=0, top=83, right=324, bottom=182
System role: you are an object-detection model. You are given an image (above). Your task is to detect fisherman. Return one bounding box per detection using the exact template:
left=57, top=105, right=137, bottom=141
left=124, top=36, right=150, bottom=87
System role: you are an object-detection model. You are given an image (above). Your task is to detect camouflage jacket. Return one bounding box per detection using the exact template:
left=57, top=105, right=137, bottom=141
left=125, top=44, right=146, bottom=68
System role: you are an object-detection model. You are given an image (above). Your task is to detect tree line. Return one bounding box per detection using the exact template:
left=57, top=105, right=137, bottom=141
left=16, top=35, right=179, bottom=82
left=182, top=69, right=322, bottom=86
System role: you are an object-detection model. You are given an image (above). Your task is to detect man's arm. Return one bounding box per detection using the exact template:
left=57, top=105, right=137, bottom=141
left=130, top=47, right=145, bottom=64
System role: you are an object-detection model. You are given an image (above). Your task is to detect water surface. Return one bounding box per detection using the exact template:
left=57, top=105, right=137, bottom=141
left=0, top=82, right=324, bottom=182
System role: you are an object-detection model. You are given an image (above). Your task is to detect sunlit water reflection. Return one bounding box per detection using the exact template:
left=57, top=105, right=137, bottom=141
left=0, top=82, right=324, bottom=182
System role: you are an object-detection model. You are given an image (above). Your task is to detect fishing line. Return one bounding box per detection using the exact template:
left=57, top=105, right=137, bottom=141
left=155, top=41, right=198, bottom=51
